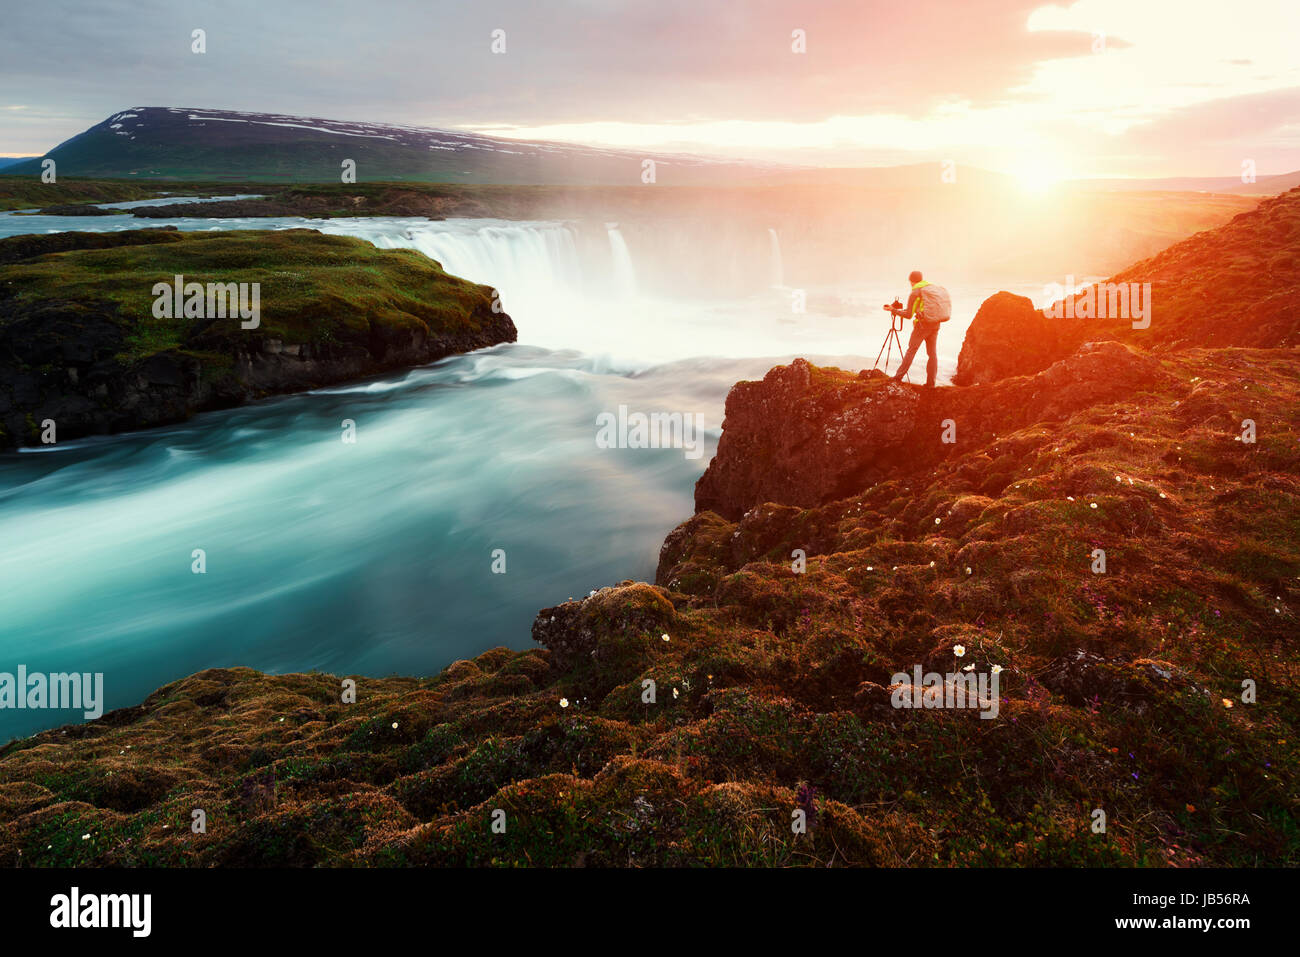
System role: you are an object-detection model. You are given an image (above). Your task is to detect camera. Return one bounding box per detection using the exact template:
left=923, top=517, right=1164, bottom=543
left=883, top=298, right=903, bottom=312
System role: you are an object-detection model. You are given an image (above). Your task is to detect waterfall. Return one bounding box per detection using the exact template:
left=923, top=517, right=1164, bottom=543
left=606, top=224, right=638, bottom=298
left=768, top=228, right=785, bottom=289
left=400, top=222, right=581, bottom=298
left=356, top=219, right=585, bottom=322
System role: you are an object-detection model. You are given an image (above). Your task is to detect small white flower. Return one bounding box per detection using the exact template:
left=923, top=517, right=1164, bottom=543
left=953, top=644, right=966, bottom=657
left=391, top=722, right=399, bottom=730
left=1090, top=502, right=1098, bottom=509
left=934, top=517, right=941, bottom=524
left=559, top=697, right=569, bottom=708
left=81, top=834, right=90, bottom=841
left=991, top=664, right=1003, bottom=675
left=672, top=688, right=680, bottom=699
left=1067, top=496, right=1075, bottom=501
left=965, top=567, right=972, bottom=575
left=662, top=633, right=671, bottom=642
left=962, top=664, right=975, bottom=672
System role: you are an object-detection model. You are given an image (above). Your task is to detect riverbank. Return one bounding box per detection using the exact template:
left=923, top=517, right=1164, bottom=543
left=0, top=227, right=515, bottom=449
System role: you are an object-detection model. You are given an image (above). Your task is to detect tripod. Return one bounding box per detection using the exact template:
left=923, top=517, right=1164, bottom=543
left=873, top=309, right=910, bottom=381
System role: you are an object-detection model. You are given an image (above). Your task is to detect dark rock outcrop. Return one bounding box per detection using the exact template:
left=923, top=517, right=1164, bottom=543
left=690, top=341, right=1172, bottom=523
left=952, top=291, right=1070, bottom=385
left=694, top=359, right=920, bottom=520
left=36, top=204, right=123, bottom=216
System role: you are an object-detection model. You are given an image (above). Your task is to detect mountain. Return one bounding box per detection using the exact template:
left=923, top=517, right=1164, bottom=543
left=6, top=107, right=785, bottom=185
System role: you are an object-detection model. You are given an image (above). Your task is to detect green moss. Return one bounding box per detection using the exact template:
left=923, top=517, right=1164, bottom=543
left=1, top=229, right=495, bottom=362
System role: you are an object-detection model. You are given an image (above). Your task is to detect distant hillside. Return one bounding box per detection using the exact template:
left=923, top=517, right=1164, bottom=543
left=1076, top=176, right=1245, bottom=192
left=1229, top=170, right=1300, bottom=195
left=954, top=186, right=1300, bottom=385
left=6, top=107, right=786, bottom=185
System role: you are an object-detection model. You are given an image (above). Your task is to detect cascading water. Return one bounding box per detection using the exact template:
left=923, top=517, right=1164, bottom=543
left=605, top=223, right=638, bottom=299
left=768, top=228, right=785, bottom=289
left=373, top=220, right=584, bottom=304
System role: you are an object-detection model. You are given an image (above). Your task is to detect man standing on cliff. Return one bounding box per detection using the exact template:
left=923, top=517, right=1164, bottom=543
left=889, top=270, right=951, bottom=388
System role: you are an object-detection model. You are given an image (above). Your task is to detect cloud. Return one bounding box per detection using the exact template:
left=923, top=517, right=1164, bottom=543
left=0, top=0, right=1295, bottom=176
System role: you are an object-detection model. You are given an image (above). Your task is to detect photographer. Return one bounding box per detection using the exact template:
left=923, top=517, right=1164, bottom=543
left=887, top=270, right=951, bottom=388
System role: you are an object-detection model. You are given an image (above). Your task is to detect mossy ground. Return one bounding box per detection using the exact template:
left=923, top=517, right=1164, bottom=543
left=0, top=228, right=496, bottom=362
left=0, top=346, right=1294, bottom=867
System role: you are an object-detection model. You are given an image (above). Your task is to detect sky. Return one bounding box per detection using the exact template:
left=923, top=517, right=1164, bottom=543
left=1, top=0, right=1297, bottom=178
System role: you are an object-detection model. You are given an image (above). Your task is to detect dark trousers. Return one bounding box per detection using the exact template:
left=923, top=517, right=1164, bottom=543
left=895, top=320, right=940, bottom=385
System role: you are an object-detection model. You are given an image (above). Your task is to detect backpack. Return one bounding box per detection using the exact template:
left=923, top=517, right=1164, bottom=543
left=917, top=283, right=952, bottom=322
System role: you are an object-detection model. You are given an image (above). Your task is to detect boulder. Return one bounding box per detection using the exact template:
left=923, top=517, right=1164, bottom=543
left=952, top=291, right=1071, bottom=386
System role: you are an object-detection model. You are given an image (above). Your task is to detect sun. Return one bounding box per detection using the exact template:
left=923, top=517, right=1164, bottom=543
left=1007, top=155, right=1069, bottom=196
